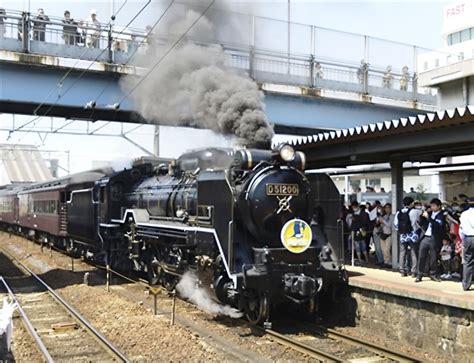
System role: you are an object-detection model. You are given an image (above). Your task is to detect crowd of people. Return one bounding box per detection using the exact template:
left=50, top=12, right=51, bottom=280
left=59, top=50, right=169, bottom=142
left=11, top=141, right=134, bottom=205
left=0, top=8, right=149, bottom=53
left=313, top=60, right=411, bottom=91
left=342, top=193, right=474, bottom=291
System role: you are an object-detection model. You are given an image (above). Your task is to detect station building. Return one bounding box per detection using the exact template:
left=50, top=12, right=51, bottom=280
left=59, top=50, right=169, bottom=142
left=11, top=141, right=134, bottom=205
left=327, top=0, right=474, bottom=202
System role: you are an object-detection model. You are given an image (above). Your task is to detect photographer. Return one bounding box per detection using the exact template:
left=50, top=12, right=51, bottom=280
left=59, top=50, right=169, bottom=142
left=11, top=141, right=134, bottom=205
left=346, top=201, right=370, bottom=264
left=416, top=198, right=447, bottom=282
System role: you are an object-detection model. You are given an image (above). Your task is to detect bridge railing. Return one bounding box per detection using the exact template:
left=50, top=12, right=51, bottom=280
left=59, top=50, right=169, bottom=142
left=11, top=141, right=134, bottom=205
left=0, top=10, right=147, bottom=64
left=0, top=8, right=437, bottom=105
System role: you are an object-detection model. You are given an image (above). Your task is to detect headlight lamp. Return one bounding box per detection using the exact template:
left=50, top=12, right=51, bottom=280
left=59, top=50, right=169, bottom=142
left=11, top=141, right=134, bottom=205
left=279, top=144, right=296, bottom=162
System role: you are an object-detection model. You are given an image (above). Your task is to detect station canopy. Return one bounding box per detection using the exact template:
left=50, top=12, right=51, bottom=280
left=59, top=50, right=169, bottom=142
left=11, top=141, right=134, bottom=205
left=290, top=106, right=474, bottom=169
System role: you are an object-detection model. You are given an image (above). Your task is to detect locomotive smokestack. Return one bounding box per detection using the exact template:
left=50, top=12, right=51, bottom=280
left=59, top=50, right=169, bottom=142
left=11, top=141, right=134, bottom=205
left=121, top=3, right=274, bottom=148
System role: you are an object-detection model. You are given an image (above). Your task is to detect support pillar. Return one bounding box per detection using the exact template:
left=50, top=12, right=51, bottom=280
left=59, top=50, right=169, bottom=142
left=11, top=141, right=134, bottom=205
left=153, top=125, right=160, bottom=157
left=390, top=160, right=403, bottom=270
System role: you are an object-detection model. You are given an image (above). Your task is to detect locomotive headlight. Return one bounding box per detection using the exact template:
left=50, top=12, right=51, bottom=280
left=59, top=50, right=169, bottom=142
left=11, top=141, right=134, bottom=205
left=279, top=144, right=296, bottom=162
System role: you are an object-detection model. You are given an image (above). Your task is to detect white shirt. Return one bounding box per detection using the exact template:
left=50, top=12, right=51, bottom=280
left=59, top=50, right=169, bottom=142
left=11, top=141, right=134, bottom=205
left=460, top=207, right=474, bottom=240
left=425, top=210, right=441, bottom=237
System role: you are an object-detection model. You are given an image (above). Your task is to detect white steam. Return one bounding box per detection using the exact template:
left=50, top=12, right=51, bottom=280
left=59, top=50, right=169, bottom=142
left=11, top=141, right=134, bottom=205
left=176, top=272, right=242, bottom=318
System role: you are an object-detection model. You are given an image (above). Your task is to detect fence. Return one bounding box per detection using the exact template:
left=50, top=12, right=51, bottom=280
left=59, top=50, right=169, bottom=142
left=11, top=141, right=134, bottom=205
left=0, top=7, right=442, bottom=103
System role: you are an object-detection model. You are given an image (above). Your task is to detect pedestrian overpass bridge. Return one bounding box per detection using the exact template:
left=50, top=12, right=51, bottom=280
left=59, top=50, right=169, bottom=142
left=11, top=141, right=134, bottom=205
left=0, top=9, right=438, bottom=135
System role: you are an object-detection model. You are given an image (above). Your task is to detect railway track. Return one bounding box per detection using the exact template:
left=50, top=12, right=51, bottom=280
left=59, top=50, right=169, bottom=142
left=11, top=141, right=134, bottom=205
left=0, top=250, right=129, bottom=363
left=262, top=323, right=421, bottom=362
left=0, top=235, right=423, bottom=362
left=309, top=324, right=420, bottom=362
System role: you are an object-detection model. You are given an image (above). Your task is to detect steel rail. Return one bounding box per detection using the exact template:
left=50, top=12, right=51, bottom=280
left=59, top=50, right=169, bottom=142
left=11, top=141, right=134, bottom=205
left=1, top=248, right=130, bottom=363
left=311, top=325, right=420, bottom=362
left=263, top=328, right=342, bottom=362
left=0, top=276, right=54, bottom=363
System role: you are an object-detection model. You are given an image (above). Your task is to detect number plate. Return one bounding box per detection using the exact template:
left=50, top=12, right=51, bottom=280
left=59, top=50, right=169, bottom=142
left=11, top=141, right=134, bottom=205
left=266, top=183, right=299, bottom=196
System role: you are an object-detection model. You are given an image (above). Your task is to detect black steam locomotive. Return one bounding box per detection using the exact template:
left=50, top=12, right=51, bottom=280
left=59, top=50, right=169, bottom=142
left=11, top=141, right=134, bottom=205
left=0, top=144, right=346, bottom=324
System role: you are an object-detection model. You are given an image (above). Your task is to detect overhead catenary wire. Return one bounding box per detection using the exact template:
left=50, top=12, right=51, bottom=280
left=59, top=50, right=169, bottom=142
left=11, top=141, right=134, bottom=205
left=7, top=0, right=163, bottom=146
left=9, top=0, right=131, bottom=141
left=117, top=0, right=217, bottom=106
left=9, top=1, right=154, bottom=147
left=89, top=0, right=177, bottom=113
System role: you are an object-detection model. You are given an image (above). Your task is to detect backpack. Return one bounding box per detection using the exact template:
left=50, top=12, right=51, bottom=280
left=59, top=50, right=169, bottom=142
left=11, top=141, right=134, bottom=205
left=397, top=209, right=413, bottom=234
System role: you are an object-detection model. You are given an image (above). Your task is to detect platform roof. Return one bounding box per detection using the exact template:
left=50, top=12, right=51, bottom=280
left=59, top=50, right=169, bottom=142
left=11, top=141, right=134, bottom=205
left=291, top=106, right=474, bottom=169
left=0, top=144, right=52, bottom=185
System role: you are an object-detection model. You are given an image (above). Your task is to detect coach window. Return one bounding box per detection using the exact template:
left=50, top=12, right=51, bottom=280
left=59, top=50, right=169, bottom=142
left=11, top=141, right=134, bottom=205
left=51, top=201, right=57, bottom=214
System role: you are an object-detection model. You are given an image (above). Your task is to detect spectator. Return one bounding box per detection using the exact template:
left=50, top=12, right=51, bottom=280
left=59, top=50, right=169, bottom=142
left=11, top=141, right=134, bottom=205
left=380, top=187, right=386, bottom=193
left=62, top=10, right=80, bottom=45
left=459, top=193, right=470, bottom=211
left=372, top=220, right=383, bottom=265
left=127, top=33, right=140, bottom=54
left=346, top=201, right=370, bottom=264
left=459, top=197, right=474, bottom=291
left=379, top=203, right=394, bottom=267
left=315, top=62, right=323, bottom=79
left=416, top=198, right=447, bottom=282
left=370, top=201, right=383, bottom=266
left=357, top=60, right=366, bottom=84
left=32, top=8, right=49, bottom=41
left=0, top=8, right=5, bottom=37
left=440, top=237, right=453, bottom=279
left=394, top=196, right=420, bottom=277
left=400, top=65, right=409, bottom=91
left=383, top=65, right=393, bottom=88
left=86, top=9, right=101, bottom=48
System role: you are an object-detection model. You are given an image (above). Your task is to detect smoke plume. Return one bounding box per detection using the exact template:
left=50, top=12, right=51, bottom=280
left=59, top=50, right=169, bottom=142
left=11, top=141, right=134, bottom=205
left=121, top=4, right=274, bottom=147
left=176, top=272, right=242, bottom=318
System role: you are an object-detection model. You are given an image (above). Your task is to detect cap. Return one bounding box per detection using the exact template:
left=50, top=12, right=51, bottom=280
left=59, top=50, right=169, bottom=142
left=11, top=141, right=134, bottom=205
left=90, top=9, right=97, bottom=15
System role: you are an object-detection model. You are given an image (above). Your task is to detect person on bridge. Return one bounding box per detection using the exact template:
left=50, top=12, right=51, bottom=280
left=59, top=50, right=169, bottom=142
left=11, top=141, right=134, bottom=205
left=62, top=11, right=80, bottom=46
left=0, top=8, right=6, bottom=37
left=382, top=65, right=393, bottom=88
left=460, top=197, right=474, bottom=291
left=315, top=62, right=324, bottom=79
left=400, top=66, right=410, bottom=91
left=416, top=198, right=447, bottom=282
left=357, top=60, right=366, bottom=84
left=86, top=9, right=101, bottom=48
left=32, top=8, right=50, bottom=42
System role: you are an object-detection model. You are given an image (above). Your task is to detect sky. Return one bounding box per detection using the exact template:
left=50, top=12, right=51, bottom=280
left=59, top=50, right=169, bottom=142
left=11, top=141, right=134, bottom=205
left=0, top=0, right=453, bottom=175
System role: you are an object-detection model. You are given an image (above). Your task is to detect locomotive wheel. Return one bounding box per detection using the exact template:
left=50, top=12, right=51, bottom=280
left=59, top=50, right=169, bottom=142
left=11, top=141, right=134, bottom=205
left=245, top=290, right=270, bottom=325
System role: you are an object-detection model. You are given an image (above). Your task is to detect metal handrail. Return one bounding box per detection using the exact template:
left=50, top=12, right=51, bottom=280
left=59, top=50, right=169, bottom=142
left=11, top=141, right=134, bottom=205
left=0, top=8, right=437, bottom=101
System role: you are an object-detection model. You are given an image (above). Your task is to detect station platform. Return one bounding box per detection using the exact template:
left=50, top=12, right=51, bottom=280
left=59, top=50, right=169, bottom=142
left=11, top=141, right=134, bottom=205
left=346, top=266, right=474, bottom=311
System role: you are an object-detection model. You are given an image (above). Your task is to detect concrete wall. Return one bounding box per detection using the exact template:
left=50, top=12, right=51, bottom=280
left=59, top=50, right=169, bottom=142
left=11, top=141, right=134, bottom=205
left=437, top=78, right=466, bottom=109
left=435, top=75, right=474, bottom=109
left=338, top=287, right=473, bottom=360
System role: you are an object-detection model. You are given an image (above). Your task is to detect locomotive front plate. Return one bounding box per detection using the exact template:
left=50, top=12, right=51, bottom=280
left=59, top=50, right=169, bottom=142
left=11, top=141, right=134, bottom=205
left=266, top=183, right=299, bottom=196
